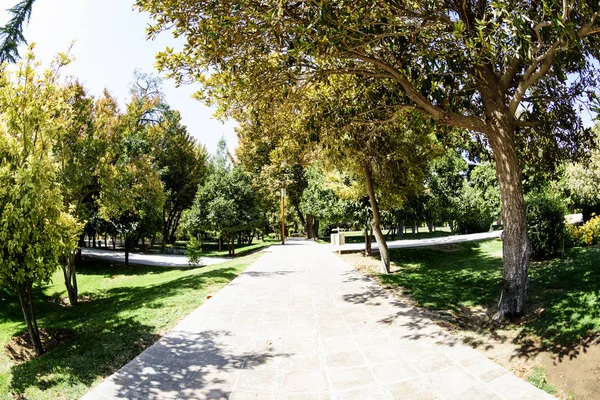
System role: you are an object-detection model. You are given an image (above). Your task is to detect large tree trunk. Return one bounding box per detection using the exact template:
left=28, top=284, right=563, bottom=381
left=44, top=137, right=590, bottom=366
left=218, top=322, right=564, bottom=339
left=17, top=283, right=44, bottom=356
left=294, top=204, right=307, bottom=234
left=364, top=162, right=391, bottom=274
left=397, top=220, right=404, bottom=238
left=62, top=252, right=78, bottom=306
left=170, top=210, right=183, bottom=245
left=427, top=221, right=434, bottom=233
left=489, top=120, right=532, bottom=320
left=77, top=232, right=85, bottom=261
left=162, top=228, right=169, bottom=252
left=228, top=233, right=235, bottom=256
left=306, top=214, right=317, bottom=239
left=124, top=234, right=130, bottom=267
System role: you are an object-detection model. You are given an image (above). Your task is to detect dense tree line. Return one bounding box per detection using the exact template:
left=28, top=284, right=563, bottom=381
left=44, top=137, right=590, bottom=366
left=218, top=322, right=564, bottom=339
left=0, top=52, right=208, bottom=354
left=137, top=0, right=600, bottom=319
left=2, top=0, right=599, bottom=327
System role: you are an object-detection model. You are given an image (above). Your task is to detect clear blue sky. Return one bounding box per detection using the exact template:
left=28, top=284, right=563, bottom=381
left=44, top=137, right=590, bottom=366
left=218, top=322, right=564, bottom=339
left=0, top=0, right=237, bottom=155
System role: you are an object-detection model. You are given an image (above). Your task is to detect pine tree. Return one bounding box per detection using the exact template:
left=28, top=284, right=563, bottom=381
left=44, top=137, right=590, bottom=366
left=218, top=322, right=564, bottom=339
left=0, top=0, right=35, bottom=63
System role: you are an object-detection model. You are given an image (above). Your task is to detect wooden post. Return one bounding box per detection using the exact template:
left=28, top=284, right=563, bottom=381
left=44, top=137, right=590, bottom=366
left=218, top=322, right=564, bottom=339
left=281, top=188, right=286, bottom=245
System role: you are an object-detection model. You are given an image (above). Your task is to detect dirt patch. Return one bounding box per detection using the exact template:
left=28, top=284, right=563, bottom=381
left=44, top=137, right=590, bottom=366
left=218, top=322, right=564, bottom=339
left=436, top=243, right=462, bottom=252
left=51, top=294, right=95, bottom=307
left=540, top=335, right=600, bottom=400
left=340, top=252, right=600, bottom=400
left=5, top=329, right=75, bottom=363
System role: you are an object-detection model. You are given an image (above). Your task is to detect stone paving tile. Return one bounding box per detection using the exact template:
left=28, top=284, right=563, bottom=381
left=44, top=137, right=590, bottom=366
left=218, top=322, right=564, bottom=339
left=285, top=350, right=323, bottom=371
left=228, top=391, right=279, bottom=400
left=425, top=365, right=480, bottom=396
left=370, top=360, right=421, bottom=384
left=285, top=393, right=332, bottom=400
left=233, top=368, right=282, bottom=393
left=283, top=369, right=329, bottom=392
left=326, top=366, right=377, bottom=391
left=331, top=383, right=389, bottom=400
left=446, top=384, right=504, bottom=400
left=320, top=335, right=358, bottom=353
left=325, top=349, right=367, bottom=369
left=81, top=241, right=556, bottom=400
left=384, top=377, right=440, bottom=399
left=361, top=344, right=404, bottom=365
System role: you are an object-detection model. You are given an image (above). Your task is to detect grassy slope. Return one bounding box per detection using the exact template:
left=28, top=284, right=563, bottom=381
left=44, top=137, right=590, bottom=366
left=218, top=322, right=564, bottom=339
left=381, top=240, right=600, bottom=348
left=0, top=252, right=263, bottom=400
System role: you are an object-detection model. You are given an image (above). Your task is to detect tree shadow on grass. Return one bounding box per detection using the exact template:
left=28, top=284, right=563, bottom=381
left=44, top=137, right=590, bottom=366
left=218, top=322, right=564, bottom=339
left=514, top=246, right=600, bottom=361
left=382, top=241, right=503, bottom=315
left=5, top=265, right=243, bottom=398
left=352, top=241, right=600, bottom=362
left=76, top=258, right=211, bottom=279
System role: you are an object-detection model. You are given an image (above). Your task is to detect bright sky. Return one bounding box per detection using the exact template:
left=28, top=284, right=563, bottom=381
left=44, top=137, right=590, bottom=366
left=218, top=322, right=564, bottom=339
left=0, top=0, right=237, bottom=155
left=1, top=1, right=596, bottom=154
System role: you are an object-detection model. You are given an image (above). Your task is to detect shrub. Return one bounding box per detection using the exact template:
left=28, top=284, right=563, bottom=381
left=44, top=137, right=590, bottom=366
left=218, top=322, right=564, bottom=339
left=455, top=185, right=494, bottom=234
left=566, top=215, right=600, bottom=247
left=526, top=189, right=567, bottom=260
left=186, top=237, right=203, bottom=266
left=565, top=223, right=581, bottom=248
left=455, top=208, right=493, bottom=234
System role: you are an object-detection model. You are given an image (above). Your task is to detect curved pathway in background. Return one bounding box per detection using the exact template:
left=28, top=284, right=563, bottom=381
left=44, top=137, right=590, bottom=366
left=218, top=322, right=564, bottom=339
left=81, top=239, right=552, bottom=400
left=335, top=230, right=503, bottom=252
left=81, top=248, right=230, bottom=267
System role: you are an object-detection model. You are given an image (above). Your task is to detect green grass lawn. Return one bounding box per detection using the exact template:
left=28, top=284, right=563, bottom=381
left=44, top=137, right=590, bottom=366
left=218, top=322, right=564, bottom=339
left=381, top=240, right=600, bottom=349
left=319, top=227, right=453, bottom=244
left=0, top=252, right=263, bottom=400
left=196, top=239, right=277, bottom=257
left=146, top=238, right=276, bottom=258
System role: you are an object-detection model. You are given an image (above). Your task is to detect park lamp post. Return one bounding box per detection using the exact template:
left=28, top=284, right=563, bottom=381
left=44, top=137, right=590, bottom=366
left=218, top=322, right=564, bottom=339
left=281, top=188, right=286, bottom=245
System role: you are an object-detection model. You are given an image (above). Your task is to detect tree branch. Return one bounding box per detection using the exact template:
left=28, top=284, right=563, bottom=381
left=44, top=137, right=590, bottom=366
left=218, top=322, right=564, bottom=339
left=514, top=120, right=543, bottom=127
left=351, top=105, right=421, bottom=125
left=578, top=11, right=600, bottom=37
left=344, top=51, right=487, bottom=132
left=317, top=67, right=395, bottom=80
left=508, top=40, right=561, bottom=116
left=500, top=57, right=522, bottom=93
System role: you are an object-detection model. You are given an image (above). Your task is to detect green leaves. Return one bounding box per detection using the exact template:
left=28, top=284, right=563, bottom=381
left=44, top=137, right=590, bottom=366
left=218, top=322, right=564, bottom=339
left=188, top=140, right=262, bottom=237
left=0, top=0, right=35, bottom=63
left=0, top=50, right=80, bottom=289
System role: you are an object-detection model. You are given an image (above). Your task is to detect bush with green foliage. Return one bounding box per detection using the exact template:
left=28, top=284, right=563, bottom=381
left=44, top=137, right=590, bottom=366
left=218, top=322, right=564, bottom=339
left=455, top=185, right=494, bottom=234
left=186, top=237, right=203, bottom=266
left=526, top=189, right=566, bottom=260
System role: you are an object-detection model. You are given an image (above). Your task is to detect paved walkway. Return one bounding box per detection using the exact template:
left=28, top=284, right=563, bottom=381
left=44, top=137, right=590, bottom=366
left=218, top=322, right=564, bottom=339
left=82, top=248, right=230, bottom=267
left=336, top=230, right=502, bottom=252
left=82, top=240, right=553, bottom=400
